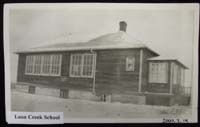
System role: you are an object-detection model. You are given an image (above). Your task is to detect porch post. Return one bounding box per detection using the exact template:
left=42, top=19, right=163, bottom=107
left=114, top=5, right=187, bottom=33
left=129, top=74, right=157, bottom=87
left=169, top=62, right=173, bottom=94
left=138, top=49, right=143, bottom=93
left=92, top=53, right=97, bottom=94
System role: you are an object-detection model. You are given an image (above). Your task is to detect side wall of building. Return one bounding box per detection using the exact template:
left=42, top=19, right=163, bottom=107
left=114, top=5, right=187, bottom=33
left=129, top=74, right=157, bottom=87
left=17, top=51, right=93, bottom=91
left=17, top=49, right=152, bottom=95
left=17, top=49, right=158, bottom=96
left=95, top=49, right=141, bottom=95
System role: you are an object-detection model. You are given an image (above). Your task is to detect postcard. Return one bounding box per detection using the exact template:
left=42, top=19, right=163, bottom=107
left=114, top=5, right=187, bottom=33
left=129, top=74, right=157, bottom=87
left=4, top=3, right=199, bottom=124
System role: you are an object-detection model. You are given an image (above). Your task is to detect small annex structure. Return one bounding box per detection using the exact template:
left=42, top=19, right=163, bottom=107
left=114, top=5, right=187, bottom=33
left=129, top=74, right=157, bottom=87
left=15, top=21, right=190, bottom=106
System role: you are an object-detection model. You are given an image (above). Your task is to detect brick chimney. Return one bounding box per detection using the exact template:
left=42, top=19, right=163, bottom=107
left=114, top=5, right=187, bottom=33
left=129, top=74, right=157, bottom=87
left=119, top=21, right=127, bottom=32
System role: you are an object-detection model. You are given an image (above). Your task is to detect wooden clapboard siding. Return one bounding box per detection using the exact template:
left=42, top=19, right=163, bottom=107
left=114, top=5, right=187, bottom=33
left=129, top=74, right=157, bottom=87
left=147, top=83, right=170, bottom=93
left=17, top=48, right=159, bottom=94
left=95, top=49, right=140, bottom=95
left=17, top=54, right=26, bottom=82
left=17, top=51, right=93, bottom=91
left=141, top=49, right=157, bottom=92
left=61, top=52, right=70, bottom=76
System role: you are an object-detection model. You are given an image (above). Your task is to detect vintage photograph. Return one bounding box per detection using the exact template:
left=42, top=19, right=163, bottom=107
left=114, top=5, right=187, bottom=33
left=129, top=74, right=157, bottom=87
left=4, top=3, right=199, bottom=123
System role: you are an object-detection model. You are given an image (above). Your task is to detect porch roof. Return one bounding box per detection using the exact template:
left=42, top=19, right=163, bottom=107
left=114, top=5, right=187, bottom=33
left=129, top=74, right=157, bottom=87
left=147, top=57, right=188, bottom=69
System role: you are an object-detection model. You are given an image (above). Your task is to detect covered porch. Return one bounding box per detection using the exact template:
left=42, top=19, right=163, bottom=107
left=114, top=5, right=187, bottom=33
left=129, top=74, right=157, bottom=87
left=146, top=58, right=190, bottom=106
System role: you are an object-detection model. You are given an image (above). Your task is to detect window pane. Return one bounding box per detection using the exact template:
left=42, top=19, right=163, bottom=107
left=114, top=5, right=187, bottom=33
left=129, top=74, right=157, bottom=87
left=159, top=63, right=168, bottom=83
left=82, top=54, right=93, bottom=77
left=51, top=55, right=61, bottom=75
left=51, top=55, right=56, bottom=74
left=25, top=55, right=34, bottom=74
left=34, top=55, right=42, bottom=74
left=71, top=54, right=82, bottom=77
left=180, top=68, right=185, bottom=85
left=149, top=63, right=153, bottom=82
left=42, top=55, right=51, bottom=75
left=173, top=64, right=178, bottom=84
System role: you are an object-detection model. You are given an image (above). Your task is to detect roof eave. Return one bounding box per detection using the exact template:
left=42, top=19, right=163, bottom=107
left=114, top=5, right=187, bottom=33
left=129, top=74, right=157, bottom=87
left=147, top=59, right=188, bottom=69
left=15, top=45, right=158, bottom=54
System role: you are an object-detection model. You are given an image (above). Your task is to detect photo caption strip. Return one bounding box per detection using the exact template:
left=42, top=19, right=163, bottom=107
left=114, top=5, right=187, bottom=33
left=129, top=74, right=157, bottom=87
left=8, top=112, right=64, bottom=124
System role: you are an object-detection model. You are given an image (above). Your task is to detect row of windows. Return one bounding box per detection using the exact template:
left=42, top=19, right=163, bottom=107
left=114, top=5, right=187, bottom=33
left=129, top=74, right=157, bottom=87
left=25, top=55, right=62, bottom=76
left=25, top=54, right=135, bottom=78
left=25, top=54, right=183, bottom=84
left=25, top=54, right=97, bottom=78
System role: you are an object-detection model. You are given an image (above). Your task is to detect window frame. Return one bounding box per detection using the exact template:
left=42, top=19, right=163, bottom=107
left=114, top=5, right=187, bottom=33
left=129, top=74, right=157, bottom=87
left=25, top=54, right=62, bottom=76
left=180, top=68, right=185, bottom=86
left=40, top=55, right=52, bottom=76
left=125, top=56, right=135, bottom=71
left=50, top=54, right=62, bottom=76
left=69, top=54, right=83, bottom=78
left=148, top=62, right=168, bottom=83
left=69, top=53, right=95, bottom=78
left=33, top=55, right=42, bottom=75
left=25, top=55, right=35, bottom=75
left=172, top=63, right=180, bottom=85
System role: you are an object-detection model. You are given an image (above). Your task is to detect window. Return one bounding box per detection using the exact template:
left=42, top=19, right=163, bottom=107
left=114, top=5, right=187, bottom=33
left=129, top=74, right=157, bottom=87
left=34, top=55, right=42, bottom=74
left=25, top=54, right=62, bottom=76
left=42, top=55, right=51, bottom=75
left=180, top=68, right=185, bottom=85
left=25, top=55, right=34, bottom=74
left=83, top=54, right=94, bottom=77
left=173, top=63, right=179, bottom=84
left=70, top=54, right=95, bottom=78
left=70, top=54, right=82, bottom=77
left=126, top=57, right=135, bottom=71
left=51, top=55, right=62, bottom=75
left=149, top=62, right=168, bottom=83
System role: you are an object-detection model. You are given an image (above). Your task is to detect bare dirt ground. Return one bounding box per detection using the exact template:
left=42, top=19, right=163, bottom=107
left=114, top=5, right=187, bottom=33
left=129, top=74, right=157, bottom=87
left=11, top=90, right=192, bottom=119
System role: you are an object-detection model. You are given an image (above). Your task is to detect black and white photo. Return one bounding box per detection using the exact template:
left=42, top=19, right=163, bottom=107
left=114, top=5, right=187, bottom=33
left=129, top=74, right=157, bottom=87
left=4, top=3, right=199, bottom=124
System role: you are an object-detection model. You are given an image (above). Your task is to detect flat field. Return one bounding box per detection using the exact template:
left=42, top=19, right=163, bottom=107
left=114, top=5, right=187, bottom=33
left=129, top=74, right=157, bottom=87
left=11, top=90, right=192, bottom=120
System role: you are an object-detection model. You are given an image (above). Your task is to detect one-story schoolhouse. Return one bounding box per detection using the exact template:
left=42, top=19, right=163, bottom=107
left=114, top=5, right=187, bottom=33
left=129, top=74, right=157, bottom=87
left=15, top=21, right=191, bottom=106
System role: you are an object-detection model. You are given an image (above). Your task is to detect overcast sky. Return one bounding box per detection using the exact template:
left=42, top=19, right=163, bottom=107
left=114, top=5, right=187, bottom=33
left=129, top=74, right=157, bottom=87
left=8, top=4, right=197, bottom=86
